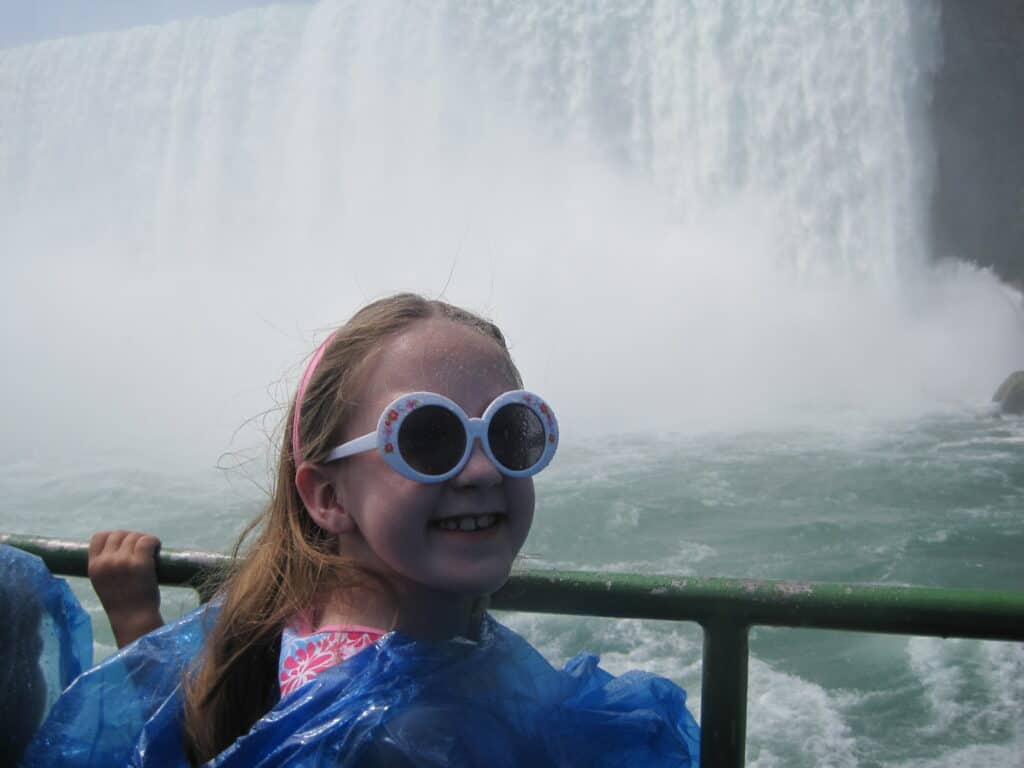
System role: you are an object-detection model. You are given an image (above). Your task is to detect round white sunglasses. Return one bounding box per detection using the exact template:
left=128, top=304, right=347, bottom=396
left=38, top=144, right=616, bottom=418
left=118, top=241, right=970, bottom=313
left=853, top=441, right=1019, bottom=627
left=324, top=390, right=558, bottom=483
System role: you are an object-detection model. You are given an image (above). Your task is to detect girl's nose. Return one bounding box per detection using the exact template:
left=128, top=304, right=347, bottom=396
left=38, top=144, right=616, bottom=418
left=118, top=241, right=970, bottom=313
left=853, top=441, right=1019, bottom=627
left=452, top=438, right=501, bottom=488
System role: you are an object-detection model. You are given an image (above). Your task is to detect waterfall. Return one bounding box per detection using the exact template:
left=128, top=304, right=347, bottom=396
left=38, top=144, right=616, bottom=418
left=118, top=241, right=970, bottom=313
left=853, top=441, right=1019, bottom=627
left=1, top=0, right=1021, bottom=463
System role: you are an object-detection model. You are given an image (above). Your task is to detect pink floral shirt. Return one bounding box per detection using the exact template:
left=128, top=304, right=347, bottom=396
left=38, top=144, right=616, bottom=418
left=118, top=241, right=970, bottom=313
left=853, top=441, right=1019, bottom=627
left=278, top=617, right=385, bottom=698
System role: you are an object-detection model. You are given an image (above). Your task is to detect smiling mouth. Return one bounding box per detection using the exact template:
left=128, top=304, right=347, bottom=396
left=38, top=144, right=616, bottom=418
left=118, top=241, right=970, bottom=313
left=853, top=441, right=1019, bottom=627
left=430, top=514, right=503, bottom=533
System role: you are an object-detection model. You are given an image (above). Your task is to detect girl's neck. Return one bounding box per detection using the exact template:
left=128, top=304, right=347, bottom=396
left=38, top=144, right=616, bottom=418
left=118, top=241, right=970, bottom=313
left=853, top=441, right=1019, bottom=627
left=315, top=581, right=480, bottom=643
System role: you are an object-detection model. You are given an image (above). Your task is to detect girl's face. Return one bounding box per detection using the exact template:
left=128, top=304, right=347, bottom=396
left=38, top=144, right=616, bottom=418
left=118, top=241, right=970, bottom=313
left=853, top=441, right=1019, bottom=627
left=330, top=318, right=535, bottom=598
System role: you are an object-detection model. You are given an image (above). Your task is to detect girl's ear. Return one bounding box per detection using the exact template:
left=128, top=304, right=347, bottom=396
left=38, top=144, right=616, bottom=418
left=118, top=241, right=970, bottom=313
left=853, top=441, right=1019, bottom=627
left=295, top=464, right=356, bottom=535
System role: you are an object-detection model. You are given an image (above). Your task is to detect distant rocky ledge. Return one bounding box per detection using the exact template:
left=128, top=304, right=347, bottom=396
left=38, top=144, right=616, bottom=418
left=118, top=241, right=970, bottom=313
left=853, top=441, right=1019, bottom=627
left=993, top=371, right=1024, bottom=414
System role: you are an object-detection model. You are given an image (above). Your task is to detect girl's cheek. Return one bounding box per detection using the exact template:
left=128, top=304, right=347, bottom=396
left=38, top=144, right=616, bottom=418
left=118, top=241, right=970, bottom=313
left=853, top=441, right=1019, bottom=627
left=397, top=481, right=445, bottom=512
left=508, top=479, right=536, bottom=518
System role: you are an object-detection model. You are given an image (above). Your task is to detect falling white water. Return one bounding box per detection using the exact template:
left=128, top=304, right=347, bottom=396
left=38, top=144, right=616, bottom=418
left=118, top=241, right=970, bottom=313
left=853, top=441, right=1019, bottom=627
left=1, top=0, right=1022, bottom=467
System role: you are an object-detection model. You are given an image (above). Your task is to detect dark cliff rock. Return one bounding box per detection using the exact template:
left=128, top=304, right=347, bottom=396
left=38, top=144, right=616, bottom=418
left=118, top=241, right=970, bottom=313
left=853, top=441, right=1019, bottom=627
left=994, top=371, right=1024, bottom=414
left=932, top=0, right=1024, bottom=290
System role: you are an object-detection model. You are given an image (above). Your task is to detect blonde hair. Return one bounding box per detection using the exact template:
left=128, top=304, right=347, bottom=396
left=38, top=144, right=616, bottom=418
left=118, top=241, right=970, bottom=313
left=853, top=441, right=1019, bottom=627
left=181, top=293, right=520, bottom=763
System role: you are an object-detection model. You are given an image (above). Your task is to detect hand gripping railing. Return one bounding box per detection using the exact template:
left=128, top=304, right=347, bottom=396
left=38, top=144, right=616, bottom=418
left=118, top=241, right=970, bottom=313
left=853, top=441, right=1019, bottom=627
left=4, top=533, right=1024, bottom=768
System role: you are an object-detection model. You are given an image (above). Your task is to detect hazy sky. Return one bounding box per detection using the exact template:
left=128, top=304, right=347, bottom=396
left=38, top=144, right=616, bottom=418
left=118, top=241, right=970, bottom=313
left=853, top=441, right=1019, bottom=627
left=0, top=0, right=310, bottom=48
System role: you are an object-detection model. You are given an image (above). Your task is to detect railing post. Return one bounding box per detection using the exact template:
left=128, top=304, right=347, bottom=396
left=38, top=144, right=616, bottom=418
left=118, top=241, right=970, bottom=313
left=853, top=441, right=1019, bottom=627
left=700, top=618, right=749, bottom=768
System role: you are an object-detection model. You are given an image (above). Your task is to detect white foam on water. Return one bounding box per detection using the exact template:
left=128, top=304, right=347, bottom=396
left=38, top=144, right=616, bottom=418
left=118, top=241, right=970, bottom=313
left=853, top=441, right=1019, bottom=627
left=909, top=638, right=969, bottom=734
left=745, top=658, right=861, bottom=768
left=892, top=742, right=1024, bottom=768
left=973, top=642, right=1024, bottom=760
left=496, top=613, right=702, bottom=699
left=907, top=637, right=1024, bottom=762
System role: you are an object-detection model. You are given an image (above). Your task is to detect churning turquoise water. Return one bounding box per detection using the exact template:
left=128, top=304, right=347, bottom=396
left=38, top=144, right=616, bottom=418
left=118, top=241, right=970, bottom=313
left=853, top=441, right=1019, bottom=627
left=3, top=408, right=1022, bottom=766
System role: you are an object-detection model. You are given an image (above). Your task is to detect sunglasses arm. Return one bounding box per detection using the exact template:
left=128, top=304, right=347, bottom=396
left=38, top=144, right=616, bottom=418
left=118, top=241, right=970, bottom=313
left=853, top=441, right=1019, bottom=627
left=324, top=433, right=377, bottom=464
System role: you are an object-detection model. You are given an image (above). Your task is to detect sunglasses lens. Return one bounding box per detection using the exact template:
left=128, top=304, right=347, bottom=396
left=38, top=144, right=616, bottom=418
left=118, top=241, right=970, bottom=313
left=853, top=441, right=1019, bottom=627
left=398, top=405, right=467, bottom=476
left=488, top=404, right=546, bottom=471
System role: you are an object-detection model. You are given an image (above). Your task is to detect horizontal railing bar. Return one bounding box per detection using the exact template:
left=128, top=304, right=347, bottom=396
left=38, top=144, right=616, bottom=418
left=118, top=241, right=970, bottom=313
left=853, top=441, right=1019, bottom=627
left=5, top=533, right=1024, bottom=641
left=493, top=570, right=1024, bottom=641
left=1, top=533, right=225, bottom=586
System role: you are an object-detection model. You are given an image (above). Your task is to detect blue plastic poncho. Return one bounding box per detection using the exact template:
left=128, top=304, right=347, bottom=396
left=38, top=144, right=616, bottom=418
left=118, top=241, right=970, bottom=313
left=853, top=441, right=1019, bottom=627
left=27, top=604, right=699, bottom=767
left=0, top=544, right=93, bottom=764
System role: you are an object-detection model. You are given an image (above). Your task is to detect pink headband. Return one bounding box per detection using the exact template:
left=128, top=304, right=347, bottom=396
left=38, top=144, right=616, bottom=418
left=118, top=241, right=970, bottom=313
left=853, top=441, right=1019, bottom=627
left=291, top=332, right=336, bottom=465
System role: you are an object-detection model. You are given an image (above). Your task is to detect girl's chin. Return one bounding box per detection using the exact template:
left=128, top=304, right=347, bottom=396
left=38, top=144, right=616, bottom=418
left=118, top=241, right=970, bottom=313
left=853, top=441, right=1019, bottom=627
left=423, top=563, right=514, bottom=598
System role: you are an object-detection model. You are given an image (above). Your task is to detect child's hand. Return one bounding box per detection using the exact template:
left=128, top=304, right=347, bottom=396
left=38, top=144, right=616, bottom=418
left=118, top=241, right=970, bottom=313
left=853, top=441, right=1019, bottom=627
left=88, top=530, right=165, bottom=648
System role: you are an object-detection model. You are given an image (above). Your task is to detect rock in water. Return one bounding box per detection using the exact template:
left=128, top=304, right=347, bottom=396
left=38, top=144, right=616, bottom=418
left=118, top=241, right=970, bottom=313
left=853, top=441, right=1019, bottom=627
left=993, top=371, right=1024, bottom=414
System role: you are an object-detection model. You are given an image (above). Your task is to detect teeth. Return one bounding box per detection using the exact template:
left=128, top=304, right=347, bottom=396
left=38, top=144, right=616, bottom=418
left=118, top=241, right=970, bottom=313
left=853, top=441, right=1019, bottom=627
left=436, top=514, right=498, bottom=532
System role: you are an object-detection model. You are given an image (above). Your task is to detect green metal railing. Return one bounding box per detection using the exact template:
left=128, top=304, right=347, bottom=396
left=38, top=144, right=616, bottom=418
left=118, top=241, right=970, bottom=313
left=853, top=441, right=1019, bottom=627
left=5, top=533, right=1024, bottom=768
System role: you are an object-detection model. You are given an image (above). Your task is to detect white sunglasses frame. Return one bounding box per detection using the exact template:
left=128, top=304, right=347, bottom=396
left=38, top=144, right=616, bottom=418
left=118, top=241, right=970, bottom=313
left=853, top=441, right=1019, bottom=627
left=323, top=390, right=558, bottom=483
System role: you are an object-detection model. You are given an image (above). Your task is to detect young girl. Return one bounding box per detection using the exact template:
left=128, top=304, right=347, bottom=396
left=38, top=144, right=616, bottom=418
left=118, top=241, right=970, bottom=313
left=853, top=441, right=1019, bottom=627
left=28, top=294, right=700, bottom=767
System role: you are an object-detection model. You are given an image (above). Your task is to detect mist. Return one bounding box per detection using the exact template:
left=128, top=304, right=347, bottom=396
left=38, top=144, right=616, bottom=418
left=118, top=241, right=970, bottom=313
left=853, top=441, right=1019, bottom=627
left=2, top=0, right=1022, bottom=470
